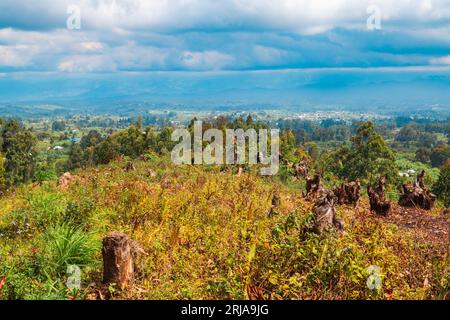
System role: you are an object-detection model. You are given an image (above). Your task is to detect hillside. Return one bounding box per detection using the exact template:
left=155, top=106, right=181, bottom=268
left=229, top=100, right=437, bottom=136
left=0, top=158, right=448, bottom=300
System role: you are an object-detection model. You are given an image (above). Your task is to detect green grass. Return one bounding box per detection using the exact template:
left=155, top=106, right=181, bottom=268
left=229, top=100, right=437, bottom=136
left=0, top=158, right=448, bottom=300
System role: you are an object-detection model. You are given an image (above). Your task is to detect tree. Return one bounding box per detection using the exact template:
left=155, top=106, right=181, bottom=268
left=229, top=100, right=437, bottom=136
left=116, top=125, right=147, bottom=158
left=320, top=146, right=350, bottom=179
left=433, top=159, right=450, bottom=207
left=231, top=117, right=246, bottom=130
left=417, top=132, right=438, bottom=148
left=0, top=153, right=6, bottom=192
left=395, top=124, right=419, bottom=142
left=245, top=115, right=254, bottom=127
left=280, top=129, right=296, bottom=162
left=51, top=120, right=66, bottom=132
left=65, top=143, right=85, bottom=171
left=94, top=137, right=119, bottom=165
left=1, top=120, right=37, bottom=186
left=415, top=147, right=431, bottom=164
left=304, top=142, right=319, bottom=161
left=341, top=122, right=397, bottom=184
left=80, top=130, right=102, bottom=149
left=156, top=127, right=175, bottom=154
left=430, top=144, right=450, bottom=168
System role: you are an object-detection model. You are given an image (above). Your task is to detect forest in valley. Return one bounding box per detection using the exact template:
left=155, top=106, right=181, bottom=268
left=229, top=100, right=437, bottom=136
left=0, top=114, right=448, bottom=300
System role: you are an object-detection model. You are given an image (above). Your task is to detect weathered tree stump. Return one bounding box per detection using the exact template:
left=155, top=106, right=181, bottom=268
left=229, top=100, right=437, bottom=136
left=304, top=174, right=325, bottom=200
left=58, top=172, right=76, bottom=190
left=271, top=193, right=281, bottom=207
left=368, top=176, right=391, bottom=216
left=294, top=157, right=309, bottom=179
left=102, top=232, right=135, bottom=290
left=268, top=192, right=281, bottom=217
left=311, top=191, right=344, bottom=234
left=125, top=161, right=135, bottom=172
left=333, top=180, right=361, bottom=206
left=398, top=170, right=436, bottom=210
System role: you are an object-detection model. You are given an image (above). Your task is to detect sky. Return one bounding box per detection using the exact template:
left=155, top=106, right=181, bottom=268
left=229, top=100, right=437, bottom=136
left=0, top=0, right=450, bottom=111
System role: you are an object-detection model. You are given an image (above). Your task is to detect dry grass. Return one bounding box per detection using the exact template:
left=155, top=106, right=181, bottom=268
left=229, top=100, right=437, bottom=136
left=0, top=158, right=448, bottom=300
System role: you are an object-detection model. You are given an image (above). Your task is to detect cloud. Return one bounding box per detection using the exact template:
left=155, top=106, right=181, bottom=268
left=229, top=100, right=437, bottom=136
left=58, top=55, right=117, bottom=72
left=80, top=41, right=104, bottom=51
left=430, top=55, right=450, bottom=65
left=180, top=51, right=234, bottom=70
left=0, top=44, right=38, bottom=67
left=2, top=0, right=450, bottom=33
left=252, top=45, right=291, bottom=65
left=1, top=1, right=450, bottom=72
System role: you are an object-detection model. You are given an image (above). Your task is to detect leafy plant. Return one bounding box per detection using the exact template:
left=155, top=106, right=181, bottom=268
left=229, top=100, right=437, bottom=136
left=39, top=224, right=100, bottom=276
left=63, top=198, right=96, bottom=229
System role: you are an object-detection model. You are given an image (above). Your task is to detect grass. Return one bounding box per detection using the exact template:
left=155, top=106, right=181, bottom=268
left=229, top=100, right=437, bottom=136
left=0, top=158, right=448, bottom=300
left=39, top=224, right=100, bottom=276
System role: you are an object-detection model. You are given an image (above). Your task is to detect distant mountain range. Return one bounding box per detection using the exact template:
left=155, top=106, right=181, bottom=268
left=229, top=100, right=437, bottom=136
left=1, top=69, right=449, bottom=118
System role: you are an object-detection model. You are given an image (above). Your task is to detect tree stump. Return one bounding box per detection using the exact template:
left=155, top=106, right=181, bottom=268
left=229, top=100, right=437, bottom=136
left=311, top=191, right=344, bottom=234
left=294, top=157, right=309, bottom=179
left=304, top=174, right=324, bottom=200
left=398, top=170, right=436, bottom=210
left=268, top=192, right=281, bottom=217
left=102, top=232, right=134, bottom=290
left=333, top=180, right=361, bottom=206
left=367, top=177, right=391, bottom=216
left=125, top=162, right=135, bottom=171
left=58, top=172, right=76, bottom=190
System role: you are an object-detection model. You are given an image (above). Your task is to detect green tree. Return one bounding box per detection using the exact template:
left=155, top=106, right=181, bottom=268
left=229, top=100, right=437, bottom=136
left=433, top=159, right=450, bottom=207
left=430, top=144, right=450, bottom=168
left=80, top=130, right=102, bottom=149
left=395, top=124, right=419, bottom=142
left=343, top=121, right=397, bottom=184
left=1, top=120, right=37, bottom=186
left=156, top=127, right=175, bottom=154
left=94, top=137, right=119, bottom=165
left=245, top=115, right=254, bottom=127
left=0, top=152, right=6, bottom=192
left=417, top=132, right=438, bottom=148
left=65, top=143, right=85, bottom=171
left=304, top=142, right=319, bottom=161
left=415, top=147, right=431, bottom=164
left=320, top=146, right=350, bottom=179
left=51, top=120, right=66, bottom=132
left=280, top=129, right=296, bottom=162
left=116, top=125, right=147, bottom=158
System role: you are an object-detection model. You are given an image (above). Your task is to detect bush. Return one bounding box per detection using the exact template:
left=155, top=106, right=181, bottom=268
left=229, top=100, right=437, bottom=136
left=63, top=198, right=96, bottom=229
left=26, top=192, right=66, bottom=230
left=35, top=169, right=58, bottom=183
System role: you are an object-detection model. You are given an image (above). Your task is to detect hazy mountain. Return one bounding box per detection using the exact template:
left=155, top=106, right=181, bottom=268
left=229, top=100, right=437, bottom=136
left=1, top=68, right=449, bottom=117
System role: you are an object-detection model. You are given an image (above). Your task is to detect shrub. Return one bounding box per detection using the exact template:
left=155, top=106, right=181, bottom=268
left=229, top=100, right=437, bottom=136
left=63, top=198, right=96, bottom=229
left=34, top=169, right=58, bottom=183
left=26, top=192, right=66, bottom=230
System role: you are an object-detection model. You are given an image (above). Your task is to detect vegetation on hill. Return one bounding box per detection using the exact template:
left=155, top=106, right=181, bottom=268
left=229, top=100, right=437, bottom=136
left=0, top=115, right=448, bottom=300
left=0, top=159, right=448, bottom=300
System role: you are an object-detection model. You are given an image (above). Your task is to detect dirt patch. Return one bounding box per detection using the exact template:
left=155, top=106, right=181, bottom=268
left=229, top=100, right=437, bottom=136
left=386, top=206, right=449, bottom=246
